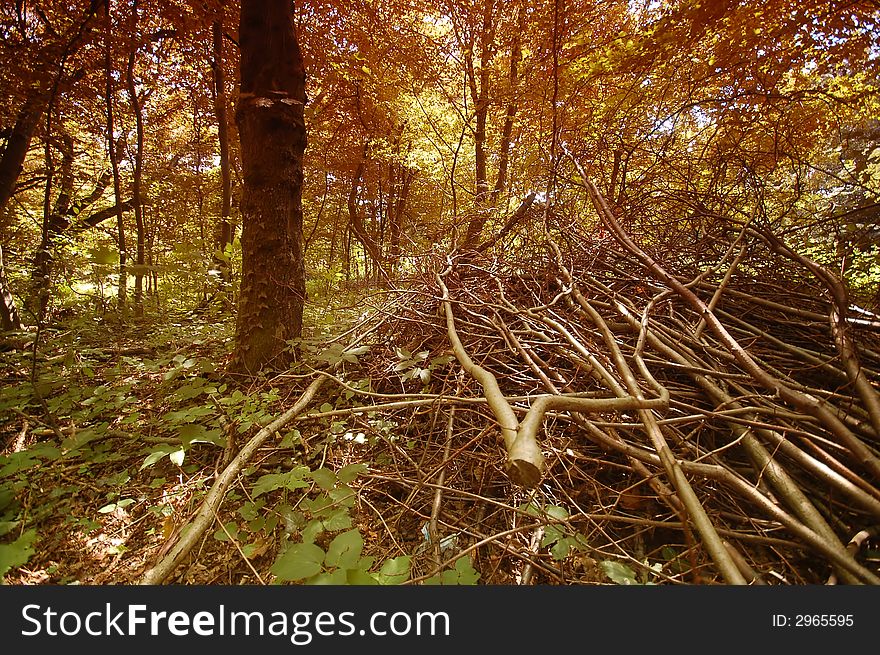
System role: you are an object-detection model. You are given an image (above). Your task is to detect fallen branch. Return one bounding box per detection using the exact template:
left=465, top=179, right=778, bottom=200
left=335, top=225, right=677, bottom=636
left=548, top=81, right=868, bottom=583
left=139, top=376, right=325, bottom=585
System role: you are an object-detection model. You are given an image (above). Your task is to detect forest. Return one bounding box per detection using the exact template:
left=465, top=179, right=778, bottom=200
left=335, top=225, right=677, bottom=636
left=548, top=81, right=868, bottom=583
left=1, top=0, right=880, bottom=586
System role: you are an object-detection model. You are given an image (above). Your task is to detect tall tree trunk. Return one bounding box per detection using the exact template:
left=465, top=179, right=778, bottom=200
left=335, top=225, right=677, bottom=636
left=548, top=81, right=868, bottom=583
left=31, top=131, right=74, bottom=313
left=232, top=0, right=308, bottom=374
left=104, top=0, right=127, bottom=315
left=491, top=6, right=523, bottom=206
left=0, top=98, right=44, bottom=331
left=0, top=96, right=45, bottom=221
left=212, top=19, right=234, bottom=305
left=126, top=0, right=146, bottom=318
left=389, top=162, right=414, bottom=274
left=463, top=0, right=496, bottom=247
left=347, top=149, right=388, bottom=282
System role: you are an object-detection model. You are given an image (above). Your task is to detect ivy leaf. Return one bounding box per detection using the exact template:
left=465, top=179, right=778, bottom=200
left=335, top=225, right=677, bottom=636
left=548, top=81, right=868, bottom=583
left=324, top=529, right=363, bottom=569
left=252, top=468, right=310, bottom=497
left=337, top=463, right=368, bottom=483
left=346, top=566, right=379, bottom=585
left=373, top=556, right=411, bottom=585
left=601, top=560, right=639, bottom=585
left=271, top=542, right=326, bottom=581
left=309, top=468, right=337, bottom=490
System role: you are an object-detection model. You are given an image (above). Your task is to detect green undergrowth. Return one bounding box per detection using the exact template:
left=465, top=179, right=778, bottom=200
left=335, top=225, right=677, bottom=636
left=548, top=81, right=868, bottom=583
left=0, top=291, right=477, bottom=585
left=0, top=286, right=641, bottom=586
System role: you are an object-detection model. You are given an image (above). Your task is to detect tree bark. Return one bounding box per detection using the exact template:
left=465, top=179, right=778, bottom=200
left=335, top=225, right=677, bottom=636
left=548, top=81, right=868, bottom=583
left=231, top=0, right=308, bottom=374
left=104, top=0, right=127, bottom=315
left=212, top=18, right=234, bottom=304
left=126, top=0, right=146, bottom=318
left=31, top=131, right=74, bottom=315
left=491, top=6, right=524, bottom=207
left=0, top=96, right=45, bottom=221
left=462, top=0, right=495, bottom=247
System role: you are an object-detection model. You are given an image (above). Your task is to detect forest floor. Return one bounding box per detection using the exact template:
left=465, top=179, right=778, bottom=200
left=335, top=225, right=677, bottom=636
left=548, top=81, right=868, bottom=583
left=3, top=233, right=880, bottom=586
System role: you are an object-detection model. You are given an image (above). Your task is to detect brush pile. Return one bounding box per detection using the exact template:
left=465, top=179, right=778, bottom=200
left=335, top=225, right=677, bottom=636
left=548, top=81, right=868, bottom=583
left=327, top=205, right=880, bottom=585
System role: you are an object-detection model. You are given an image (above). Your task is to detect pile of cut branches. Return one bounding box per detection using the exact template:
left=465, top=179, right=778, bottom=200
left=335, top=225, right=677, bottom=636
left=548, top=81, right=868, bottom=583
left=133, top=181, right=880, bottom=586
left=299, top=187, right=880, bottom=585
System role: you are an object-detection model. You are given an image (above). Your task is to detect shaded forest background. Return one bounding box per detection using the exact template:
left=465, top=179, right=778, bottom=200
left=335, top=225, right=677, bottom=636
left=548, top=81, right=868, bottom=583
left=2, top=0, right=880, bottom=585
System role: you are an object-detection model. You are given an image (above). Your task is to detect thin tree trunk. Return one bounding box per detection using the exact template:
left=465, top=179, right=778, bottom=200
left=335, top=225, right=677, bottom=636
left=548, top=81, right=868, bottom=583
left=212, top=18, right=234, bottom=305
left=232, top=0, right=308, bottom=374
left=463, top=0, right=495, bottom=247
left=31, top=132, right=74, bottom=314
left=0, top=96, right=45, bottom=220
left=491, top=6, right=523, bottom=207
left=104, top=0, right=127, bottom=316
left=389, top=164, right=413, bottom=272
left=126, top=0, right=146, bottom=318
left=347, top=148, right=388, bottom=282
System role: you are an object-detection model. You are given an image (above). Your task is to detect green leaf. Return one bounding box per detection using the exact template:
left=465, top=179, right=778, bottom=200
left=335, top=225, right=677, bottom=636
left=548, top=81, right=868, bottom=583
left=241, top=542, right=263, bottom=559
left=307, top=569, right=348, bottom=585
left=252, top=468, right=310, bottom=497
left=452, top=556, right=480, bottom=584
left=328, top=484, right=356, bottom=507
left=346, top=566, right=379, bottom=585
left=97, top=498, right=135, bottom=514
left=271, top=542, right=326, bottom=581
left=374, top=556, right=411, bottom=585
left=140, top=445, right=178, bottom=470
left=324, top=529, right=363, bottom=569
left=424, top=556, right=480, bottom=585
left=0, top=528, right=37, bottom=578
left=301, top=519, right=324, bottom=545
left=320, top=507, right=352, bottom=531
left=541, top=525, right=566, bottom=548
left=601, top=560, right=639, bottom=585
left=178, top=423, right=223, bottom=446
left=239, top=501, right=264, bottom=521
left=550, top=537, right=574, bottom=560
left=278, top=429, right=301, bottom=449
left=545, top=505, right=569, bottom=520
left=309, top=468, right=337, bottom=490
left=213, top=521, right=239, bottom=542
left=337, top=463, right=368, bottom=483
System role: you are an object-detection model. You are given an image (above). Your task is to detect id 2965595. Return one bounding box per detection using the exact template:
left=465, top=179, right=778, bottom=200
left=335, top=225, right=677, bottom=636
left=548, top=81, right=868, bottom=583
left=771, top=614, right=854, bottom=628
